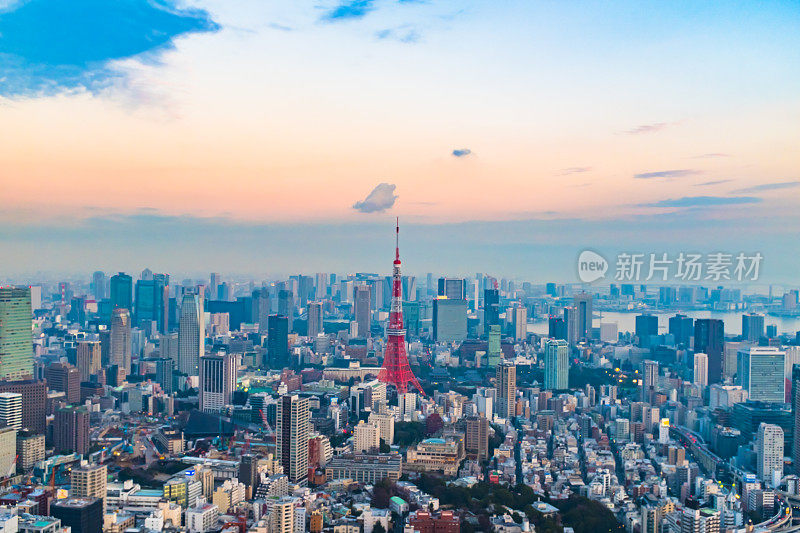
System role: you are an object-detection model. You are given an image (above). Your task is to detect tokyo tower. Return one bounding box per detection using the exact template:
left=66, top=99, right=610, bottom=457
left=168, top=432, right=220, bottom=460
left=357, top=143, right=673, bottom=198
left=378, top=219, right=425, bottom=396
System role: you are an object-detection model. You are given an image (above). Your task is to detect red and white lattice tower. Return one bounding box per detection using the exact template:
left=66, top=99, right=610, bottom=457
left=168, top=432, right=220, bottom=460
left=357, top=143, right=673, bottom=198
left=378, top=219, right=425, bottom=396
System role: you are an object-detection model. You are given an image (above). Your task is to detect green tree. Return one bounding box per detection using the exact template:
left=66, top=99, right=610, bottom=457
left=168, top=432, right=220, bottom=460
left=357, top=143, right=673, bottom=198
left=394, top=421, right=426, bottom=446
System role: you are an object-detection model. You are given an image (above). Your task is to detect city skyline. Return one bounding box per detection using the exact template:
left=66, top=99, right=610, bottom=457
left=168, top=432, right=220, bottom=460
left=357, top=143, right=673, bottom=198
left=3, top=4, right=800, bottom=533
left=1, top=1, right=799, bottom=280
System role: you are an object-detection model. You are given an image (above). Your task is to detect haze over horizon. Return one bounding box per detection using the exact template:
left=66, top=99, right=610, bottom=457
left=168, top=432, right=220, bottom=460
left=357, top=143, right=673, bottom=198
left=1, top=0, right=798, bottom=280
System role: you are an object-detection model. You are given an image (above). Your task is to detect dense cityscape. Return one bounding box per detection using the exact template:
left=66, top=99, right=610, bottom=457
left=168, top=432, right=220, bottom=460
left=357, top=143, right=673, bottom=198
left=0, top=1, right=797, bottom=531
left=0, top=223, right=798, bottom=533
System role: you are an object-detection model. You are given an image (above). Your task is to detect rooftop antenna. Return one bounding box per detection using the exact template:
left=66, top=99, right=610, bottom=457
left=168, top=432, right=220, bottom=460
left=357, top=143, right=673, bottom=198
left=395, top=217, right=400, bottom=262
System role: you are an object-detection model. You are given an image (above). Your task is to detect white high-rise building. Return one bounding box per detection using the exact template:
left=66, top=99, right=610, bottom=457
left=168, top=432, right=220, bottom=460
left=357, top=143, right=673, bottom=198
left=0, top=393, right=22, bottom=430
left=659, top=419, right=670, bottom=444
left=511, top=306, right=527, bottom=341
left=71, top=463, right=108, bottom=512
left=199, top=353, right=237, bottom=413
left=368, top=412, right=395, bottom=445
left=179, top=293, right=204, bottom=376
left=185, top=498, right=219, bottom=533
left=757, top=423, right=784, bottom=487
left=276, top=395, right=309, bottom=485
left=399, top=392, right=417, bottom=421
left=267, top=496, right=296, bottom=533
left=353, top=421, right=381, bottom=453
left=681, top=507, right=720, bottom=533
left=293, top=505, right=306, bottom=533
left=110, top=308, right=132, bottom=375
left=0, top=427, right=16, bottom=478
left=694, top=353, right=709, bottom=387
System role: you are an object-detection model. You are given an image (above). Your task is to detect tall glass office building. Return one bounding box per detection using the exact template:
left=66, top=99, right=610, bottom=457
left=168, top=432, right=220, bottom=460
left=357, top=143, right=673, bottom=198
left=0, top=287, right=33, bottom=381
left=544, top=338, right=569, bottom=391
left=738, top=347, right=785, bottom=403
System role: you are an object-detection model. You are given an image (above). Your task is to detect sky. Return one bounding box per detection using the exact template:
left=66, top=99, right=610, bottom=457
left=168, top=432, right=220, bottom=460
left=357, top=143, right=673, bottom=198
left=0, top=0, right=799, bottom=283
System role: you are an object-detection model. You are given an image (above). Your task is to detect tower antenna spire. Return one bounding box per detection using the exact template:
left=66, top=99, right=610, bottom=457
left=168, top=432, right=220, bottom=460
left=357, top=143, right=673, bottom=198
left=378, top=216, right=425, bottom=396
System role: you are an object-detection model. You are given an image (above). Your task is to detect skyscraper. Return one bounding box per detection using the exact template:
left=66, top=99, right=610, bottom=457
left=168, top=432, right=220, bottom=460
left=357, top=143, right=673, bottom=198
left=563, top=306, right=579, bottom=346
left=199, top=353, right=236, bottom=413
left=0, top=392, right=22, bottom=430
left=487, top=324, right=502, bottom=367
left=668, top=314, right=694, bottom=347
left=483, top=288, right=500, bottom=332
left=511, top=305, right=527, bottom=342
left=465, top=416, right=489, bottom=460
left=0, top=380, right=45, bottom=433
left=635, top=314, right=658, bottom=348
left=573, top=291, right=593, bottom=341
left=209, top=272, right=221, bottom=301
left=178, top=293, right=204, bottom=376
left=134, top=273, right=169, bottom=332
left=315, top=273, right=329, bottom=299
left=45, top=362, right=81, bottom=404
left=276, top=394, right=309, bottom=485
left=757, top=422, right=784, bottom=486
left=252, top=288, right=270, bottom=334
left=793, top=364, right=800, bottom=474
left=153, top=357, right=174, bottom=394
left=737, top=347, right=785, bottom=403
left=91, top=271, right=106, bottom=301
left=0, top=287, right=33, bottom=381
left=307, top=301, right=323, bottom=338
left=641, top=360, right=659, bottom=403
left=548, top=316, right=567, bottom=340
left=354, top=285, right=371, bottom=338
left=437, top=278, right=466, bottom=300
left=278, top=289, right=294, bottom=332
left=267, top=315, right=290, bottom=368
left=54, top=405, right=90, bottom=455
left=742, top=313, right=765, bottom=343
left=432, top=298, right=468, bottom=343
left=403, top=275, right=417, bottom=302
left=110, top=308, right=132, bottom=378
left=76, top=340, right=101, bottom=382
left=695, top=318, right=724, bottom=383
left=496, top=361, right=516, bottom=419
left=109, top=272, right=133, bottom=311
left=543, top=338, right=569, bottom=391
left=693, top=353, right=708, bottom=387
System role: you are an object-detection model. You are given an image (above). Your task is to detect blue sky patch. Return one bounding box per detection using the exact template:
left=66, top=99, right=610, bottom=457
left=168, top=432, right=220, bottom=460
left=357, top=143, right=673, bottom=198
left=320, top=0, right=375, bottom=22
left=0, top=0, right=218, bottom=96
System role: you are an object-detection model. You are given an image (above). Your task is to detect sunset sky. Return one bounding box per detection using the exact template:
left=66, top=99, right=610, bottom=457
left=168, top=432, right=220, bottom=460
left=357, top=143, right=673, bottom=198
left=1, top=0, right=798, bottom=282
